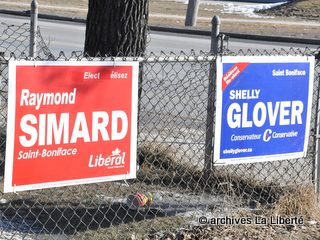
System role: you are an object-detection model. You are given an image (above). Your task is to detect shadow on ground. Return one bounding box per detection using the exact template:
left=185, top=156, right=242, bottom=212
left=0, top=199, right=172, bottom=235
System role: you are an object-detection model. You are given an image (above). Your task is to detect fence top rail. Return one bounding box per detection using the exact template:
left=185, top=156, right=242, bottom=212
left=1, top=48, right=319, bottom=63
left=59, top=55, right=217, bottom=63
left=0, top=53, right=217, bottom=63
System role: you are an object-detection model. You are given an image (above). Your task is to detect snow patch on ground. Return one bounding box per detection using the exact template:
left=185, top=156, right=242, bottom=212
left=175, top=0, right=287, bottom=18
left=213, top=1, right=287, bottom=18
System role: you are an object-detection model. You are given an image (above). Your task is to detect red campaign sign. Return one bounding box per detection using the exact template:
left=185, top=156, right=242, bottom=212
left=4, top=61, right=139, bottom=192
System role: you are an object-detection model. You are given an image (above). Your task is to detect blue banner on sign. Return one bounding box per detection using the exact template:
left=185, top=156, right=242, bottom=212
left=214, top=56, right=314, bottom=165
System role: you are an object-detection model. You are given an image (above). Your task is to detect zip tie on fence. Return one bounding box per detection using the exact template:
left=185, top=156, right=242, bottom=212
left=123, top=180, right=129, bottom=187
left=123, top=171, right=130, bottom=187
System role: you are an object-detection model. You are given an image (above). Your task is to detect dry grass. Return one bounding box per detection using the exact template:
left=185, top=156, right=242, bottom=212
left=274, top=186, right=320, bottom=220
left=138, top=144, right=320, bottom=221
left=259, top=0, right=320, bottom=20
left=138, top=144, right=283, bottom=206
left=282, top=0, right=319, bottom=10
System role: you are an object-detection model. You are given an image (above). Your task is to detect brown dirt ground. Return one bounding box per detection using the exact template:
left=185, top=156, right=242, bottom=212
left=0, top=0, right=318, bottom=39
left=259, top=0, right=320, bottom=20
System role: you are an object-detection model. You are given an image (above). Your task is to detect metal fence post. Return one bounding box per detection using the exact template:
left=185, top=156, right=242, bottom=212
left=210, top=16, right=220, bottom=54
left=315, top=58, right=320, bottom=196
left=29, top=0, right=38, bottom=58
left=316, top=115, right=320, bottom=196
left=185, top=0, right=199, bottom=27
left=204, top=16, right=220, bottom=179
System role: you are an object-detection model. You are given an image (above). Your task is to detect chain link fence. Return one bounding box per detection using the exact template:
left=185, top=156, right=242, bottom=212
left=0, top=22, right=319, bottom=239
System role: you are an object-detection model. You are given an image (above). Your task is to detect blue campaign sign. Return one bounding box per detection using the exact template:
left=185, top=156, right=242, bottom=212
left=214, top=56, right=315, bottom=165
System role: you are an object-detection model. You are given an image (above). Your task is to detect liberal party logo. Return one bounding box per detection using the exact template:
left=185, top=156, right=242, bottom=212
left=263, top=129, right=272, bottom=142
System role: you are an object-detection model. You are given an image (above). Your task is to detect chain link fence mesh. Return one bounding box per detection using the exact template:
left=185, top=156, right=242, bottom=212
left=0, top=23, right=319, bottom=239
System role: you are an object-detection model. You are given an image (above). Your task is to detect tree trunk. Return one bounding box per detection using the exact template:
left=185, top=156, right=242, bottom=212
left=84, top=0, right=149, bottom=57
